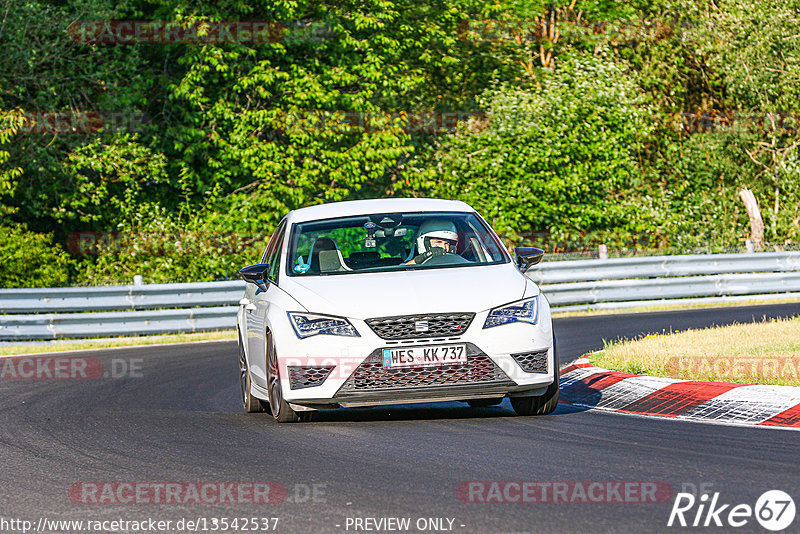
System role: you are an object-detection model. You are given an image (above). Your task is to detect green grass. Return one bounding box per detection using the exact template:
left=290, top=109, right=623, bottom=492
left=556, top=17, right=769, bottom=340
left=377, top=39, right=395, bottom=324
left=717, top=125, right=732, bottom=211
left=591, top=316, right=800, bottom=386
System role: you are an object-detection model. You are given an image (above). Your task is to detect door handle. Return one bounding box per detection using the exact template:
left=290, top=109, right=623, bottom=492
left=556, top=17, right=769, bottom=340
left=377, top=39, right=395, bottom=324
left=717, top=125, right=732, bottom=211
left=239, top=298, right=257, bottom=311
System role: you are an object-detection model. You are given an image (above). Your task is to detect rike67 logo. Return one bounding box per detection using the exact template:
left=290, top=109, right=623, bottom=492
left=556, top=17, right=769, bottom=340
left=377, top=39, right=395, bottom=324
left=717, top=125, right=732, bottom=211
left=668, top=490, right=796, bottom=531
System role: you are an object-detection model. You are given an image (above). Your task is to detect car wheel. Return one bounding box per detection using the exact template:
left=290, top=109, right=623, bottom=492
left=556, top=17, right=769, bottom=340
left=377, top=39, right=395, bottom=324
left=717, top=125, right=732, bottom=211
left=266, top=332, right=301, bottom=423
left=239, top=331, right=267, bottom=413
left=510, top=338, right=560, bottom=416
left=466, top=398, right=504, bottom=408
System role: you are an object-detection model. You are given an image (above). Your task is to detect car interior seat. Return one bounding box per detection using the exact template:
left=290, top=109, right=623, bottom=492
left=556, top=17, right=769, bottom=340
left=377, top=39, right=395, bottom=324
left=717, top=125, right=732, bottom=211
left=308, top=237, right=350, bottom=273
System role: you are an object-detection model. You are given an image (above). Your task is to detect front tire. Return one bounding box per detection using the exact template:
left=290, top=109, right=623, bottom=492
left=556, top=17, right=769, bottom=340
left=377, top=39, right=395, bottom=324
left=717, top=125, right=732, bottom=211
left=266, top=333, right=301, bottom=423
left=239, top=332, right=267, bottom=413
left=511, top=338, right=560, bottom=416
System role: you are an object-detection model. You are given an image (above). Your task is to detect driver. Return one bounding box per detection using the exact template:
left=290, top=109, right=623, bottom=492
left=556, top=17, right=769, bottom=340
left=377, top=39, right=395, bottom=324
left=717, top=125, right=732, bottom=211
left=405, top=219, right=459, bottom=265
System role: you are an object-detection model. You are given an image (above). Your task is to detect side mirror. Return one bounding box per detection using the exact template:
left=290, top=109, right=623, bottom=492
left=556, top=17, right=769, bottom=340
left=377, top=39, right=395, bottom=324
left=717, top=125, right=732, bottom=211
left=238, top=263, right=270, bottom=292
left=514, top=247, right=545, bottom=271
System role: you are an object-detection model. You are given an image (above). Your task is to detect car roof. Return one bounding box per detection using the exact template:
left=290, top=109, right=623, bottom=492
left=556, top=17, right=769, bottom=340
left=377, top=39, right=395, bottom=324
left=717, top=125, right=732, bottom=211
left=286, top=198, right=475, bottom=224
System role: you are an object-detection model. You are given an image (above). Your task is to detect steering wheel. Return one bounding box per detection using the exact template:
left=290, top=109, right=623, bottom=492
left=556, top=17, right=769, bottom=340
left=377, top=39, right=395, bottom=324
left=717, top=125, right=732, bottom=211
left=419, top=252, right=470, bottom=266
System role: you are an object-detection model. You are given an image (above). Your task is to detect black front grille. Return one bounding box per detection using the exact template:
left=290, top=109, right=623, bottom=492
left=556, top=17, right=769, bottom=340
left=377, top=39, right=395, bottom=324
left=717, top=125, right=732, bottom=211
left=511, top=350, right=549, bottom=373
left=288, top=366, right=335, bottom=390
left=335, top=344, right=511, bottom=394
left=366, top=313, right=474, bottom=340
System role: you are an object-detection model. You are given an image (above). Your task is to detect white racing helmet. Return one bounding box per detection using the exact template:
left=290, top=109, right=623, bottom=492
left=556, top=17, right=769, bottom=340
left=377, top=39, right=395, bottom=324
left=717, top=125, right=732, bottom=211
left=416, top=219, right=458, bottom=254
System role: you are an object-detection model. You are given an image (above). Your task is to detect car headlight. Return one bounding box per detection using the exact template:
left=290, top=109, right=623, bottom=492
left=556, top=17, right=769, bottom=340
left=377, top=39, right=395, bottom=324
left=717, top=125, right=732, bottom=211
left=483, top=296, right=539, bottom=328
left=288, top=312, right=360, bottom=339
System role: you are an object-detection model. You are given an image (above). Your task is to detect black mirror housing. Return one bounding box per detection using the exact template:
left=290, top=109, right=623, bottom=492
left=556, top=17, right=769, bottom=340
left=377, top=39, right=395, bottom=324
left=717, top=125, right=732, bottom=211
left=514, top=247, right=545, bottom=271
left=238, top=263, right=270, bottom=292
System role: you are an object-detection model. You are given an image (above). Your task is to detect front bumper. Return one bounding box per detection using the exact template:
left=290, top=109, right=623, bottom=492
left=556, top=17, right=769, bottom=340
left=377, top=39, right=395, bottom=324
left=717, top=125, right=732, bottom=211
left=269, top=301, right=555, bottom=409
left=295, top=384, right=542, bottom=409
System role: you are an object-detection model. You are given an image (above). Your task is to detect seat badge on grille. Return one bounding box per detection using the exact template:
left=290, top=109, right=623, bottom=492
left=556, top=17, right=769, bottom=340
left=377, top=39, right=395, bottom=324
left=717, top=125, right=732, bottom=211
left=414, top=320, right=429, bottom=333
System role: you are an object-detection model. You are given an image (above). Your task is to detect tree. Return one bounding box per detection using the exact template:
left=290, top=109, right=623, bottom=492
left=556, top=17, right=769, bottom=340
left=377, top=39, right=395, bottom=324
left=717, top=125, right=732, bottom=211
left=402, top=50, right=654, bottom=244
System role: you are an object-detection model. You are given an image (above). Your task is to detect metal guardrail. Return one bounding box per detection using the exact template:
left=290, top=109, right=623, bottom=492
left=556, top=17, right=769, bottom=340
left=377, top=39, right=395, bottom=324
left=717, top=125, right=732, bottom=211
left=528, top=251, right=800, bottom=312
left=1, top=251, right=800, bottom=341
left=541, top=272, right=800, bottom=306
left=525, top=251, right=800, bottom=284
left=0, top=307, right=237, bottom=341
left=0, top=281, right=245, bottom=314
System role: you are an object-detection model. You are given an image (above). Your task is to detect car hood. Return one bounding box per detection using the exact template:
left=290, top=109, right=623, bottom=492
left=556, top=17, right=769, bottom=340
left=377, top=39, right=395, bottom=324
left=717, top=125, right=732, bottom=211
left=282, top=264, right=528, bottom=320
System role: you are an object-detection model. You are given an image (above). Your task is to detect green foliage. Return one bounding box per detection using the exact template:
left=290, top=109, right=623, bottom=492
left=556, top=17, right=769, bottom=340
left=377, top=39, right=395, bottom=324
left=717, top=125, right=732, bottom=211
left=62, top=135, right=170, bottom=225
left=0, top=0, right=151, bottom=232
left=0, top=224, right=73, bottom=288
left=676, top=0, right=800, bottom=111
left=1, top=0, right=799, bottom=286
left=403, top=51, right=654, bottom=241
left=0, top=109, right=26, bottom=218
left=74, top=208, right=264, bottom=285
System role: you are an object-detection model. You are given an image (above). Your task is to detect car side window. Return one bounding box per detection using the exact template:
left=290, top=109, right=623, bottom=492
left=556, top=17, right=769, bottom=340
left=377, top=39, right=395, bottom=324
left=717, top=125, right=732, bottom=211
left=260, top=223, right=280, bottom=264
left=259, top=244, right=271, bottom=265
left=265, top=220, right=286, bottom=283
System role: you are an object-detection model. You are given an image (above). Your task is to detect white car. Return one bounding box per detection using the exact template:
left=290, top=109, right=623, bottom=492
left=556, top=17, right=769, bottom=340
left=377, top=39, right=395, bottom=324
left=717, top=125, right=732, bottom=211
left=237, top=198, right=558, bottom=422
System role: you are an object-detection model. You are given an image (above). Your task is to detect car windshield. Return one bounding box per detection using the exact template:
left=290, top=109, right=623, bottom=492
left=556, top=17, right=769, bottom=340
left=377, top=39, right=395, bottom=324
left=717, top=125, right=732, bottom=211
left=286, top=211, right=508, bottom=276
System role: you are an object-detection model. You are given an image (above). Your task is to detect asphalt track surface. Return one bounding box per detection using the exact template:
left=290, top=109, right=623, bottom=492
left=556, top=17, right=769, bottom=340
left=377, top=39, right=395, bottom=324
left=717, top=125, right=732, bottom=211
left=2, top=303, right=800, bottom=534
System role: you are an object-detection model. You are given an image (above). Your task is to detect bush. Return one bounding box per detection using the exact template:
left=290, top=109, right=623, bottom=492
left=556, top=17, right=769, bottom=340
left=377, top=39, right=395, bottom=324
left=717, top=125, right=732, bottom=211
left=403, top=50, right=654, bottom=242
left=0, top=224, right=73, bottom=288
left=74, top=202, right=269, bottom=285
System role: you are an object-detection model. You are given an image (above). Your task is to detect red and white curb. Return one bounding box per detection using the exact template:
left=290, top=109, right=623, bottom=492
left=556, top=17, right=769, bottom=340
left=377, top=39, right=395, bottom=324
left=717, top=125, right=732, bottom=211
left=559, top=357, right=800, bottom=430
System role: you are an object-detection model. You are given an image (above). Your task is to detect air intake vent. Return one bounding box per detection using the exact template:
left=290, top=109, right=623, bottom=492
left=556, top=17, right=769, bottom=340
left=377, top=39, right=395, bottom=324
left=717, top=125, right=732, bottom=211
left=511, top=350, right=549, bottom=373
left=336, top=344, right=511, bottom=393
left=288, top=366, right=335, bottom=390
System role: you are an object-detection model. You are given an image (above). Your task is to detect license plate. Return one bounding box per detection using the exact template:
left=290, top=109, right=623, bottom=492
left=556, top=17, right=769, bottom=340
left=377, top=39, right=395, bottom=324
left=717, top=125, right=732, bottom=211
left=382, top=344, right=467, bottom=368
